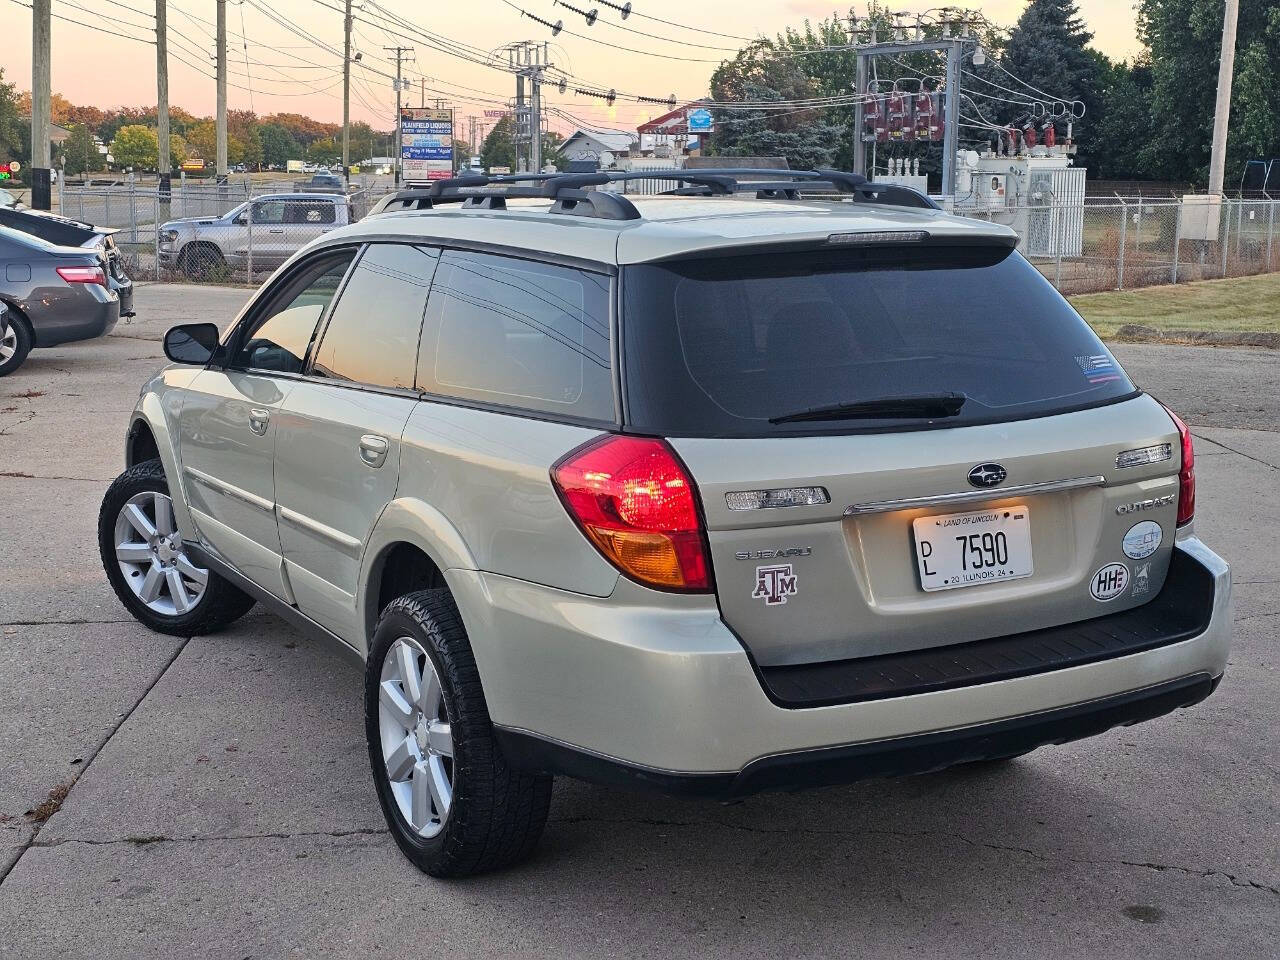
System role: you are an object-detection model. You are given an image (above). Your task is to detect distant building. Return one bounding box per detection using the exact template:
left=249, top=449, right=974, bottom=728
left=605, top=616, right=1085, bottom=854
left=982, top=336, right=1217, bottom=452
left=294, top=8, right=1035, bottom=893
left=560, top=130, right=641, bottom=167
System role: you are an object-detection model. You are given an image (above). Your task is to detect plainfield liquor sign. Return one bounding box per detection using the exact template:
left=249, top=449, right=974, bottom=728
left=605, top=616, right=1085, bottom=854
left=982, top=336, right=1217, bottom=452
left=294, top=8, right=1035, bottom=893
left=401, top=107, right=453, bottom=181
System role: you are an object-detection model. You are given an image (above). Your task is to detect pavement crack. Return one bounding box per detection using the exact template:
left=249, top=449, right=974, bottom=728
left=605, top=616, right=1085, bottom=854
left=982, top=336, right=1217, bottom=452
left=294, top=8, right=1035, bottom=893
left=0, top=471, right=109, bottom=482
left=550, top=817, right=1277, bottom=894
left=1192, top=434, right=1280, bottom=471
left=0, top=636, right=192, bottom=886
left=2, top=619, right=133, bottom=626
left=32, top=827, right=390, bottom=849
left=0, top=410, right=36, bottom=437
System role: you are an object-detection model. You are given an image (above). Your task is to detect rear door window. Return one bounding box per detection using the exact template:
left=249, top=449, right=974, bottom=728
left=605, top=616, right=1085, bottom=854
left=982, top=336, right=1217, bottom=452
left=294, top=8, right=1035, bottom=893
left=420, top=250, right=613, bottom=421
left=309, top=243, right=438, bottom=390
left=622, top=245, right=1136, bottom=437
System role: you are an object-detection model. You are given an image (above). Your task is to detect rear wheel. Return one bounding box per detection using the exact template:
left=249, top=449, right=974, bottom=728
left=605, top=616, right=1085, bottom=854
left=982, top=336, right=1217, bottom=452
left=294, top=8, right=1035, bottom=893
left=365, top=590, right=552, bottom=877
left=98, top=460, right=255, bottom=635
left=0, top=307, right=33, bottom=377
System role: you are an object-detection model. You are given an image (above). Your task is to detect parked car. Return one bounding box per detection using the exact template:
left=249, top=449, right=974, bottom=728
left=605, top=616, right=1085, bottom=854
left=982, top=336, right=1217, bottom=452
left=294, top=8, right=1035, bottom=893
left=156, top=193, right=353, bottom=278
left=100, top=169, right=1230, bottom=878
left=0, top=206, right=133, bottom=318
left=294, top=173, right=345, bottom=194
left=0, top=224, right=121, bottom=375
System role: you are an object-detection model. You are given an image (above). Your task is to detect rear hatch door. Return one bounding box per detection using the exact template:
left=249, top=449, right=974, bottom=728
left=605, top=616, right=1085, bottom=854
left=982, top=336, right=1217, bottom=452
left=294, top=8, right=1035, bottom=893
left=623, top=241, right=1183, bottom=667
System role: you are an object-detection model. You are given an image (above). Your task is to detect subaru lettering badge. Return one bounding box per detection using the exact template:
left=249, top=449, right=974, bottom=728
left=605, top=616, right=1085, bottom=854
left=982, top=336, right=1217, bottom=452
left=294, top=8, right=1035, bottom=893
left=967, top=463, right=1007, bottom=488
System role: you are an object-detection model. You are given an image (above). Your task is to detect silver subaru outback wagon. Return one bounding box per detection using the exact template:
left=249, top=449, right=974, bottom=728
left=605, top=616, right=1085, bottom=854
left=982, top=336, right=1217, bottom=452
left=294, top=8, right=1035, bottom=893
left=98, top=170, right=1230, bottom=877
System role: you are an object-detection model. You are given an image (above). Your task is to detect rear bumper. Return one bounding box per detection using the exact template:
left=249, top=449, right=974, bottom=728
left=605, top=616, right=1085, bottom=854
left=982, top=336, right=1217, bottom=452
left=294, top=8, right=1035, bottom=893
left=30, top=288, right=119, bottom=347
left=456, top=535, right=1230, bottom=794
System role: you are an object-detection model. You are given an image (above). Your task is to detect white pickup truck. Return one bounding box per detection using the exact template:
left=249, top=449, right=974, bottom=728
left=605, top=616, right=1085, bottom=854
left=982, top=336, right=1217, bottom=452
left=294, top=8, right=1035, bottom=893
left=157, top=192, right=353, bottom=279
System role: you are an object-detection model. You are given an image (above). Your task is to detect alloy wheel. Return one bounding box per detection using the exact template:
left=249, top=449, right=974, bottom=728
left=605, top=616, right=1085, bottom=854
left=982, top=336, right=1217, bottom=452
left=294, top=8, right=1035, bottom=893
left=112, top=490, right=208, bottom=616
left=0, top=323, right=16, bottom=364
left=377, top=637, right=454, bottom=838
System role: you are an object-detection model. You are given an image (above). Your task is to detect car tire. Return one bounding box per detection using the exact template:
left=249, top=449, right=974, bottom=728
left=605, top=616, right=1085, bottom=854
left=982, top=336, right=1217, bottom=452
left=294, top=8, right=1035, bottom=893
left=98, top=459, right=255, bottom=636
left=365, top=590, right=552, bottom=878
left=0, top=307, right=33, bottom=377
left=180, top=244, right=225, bottom=280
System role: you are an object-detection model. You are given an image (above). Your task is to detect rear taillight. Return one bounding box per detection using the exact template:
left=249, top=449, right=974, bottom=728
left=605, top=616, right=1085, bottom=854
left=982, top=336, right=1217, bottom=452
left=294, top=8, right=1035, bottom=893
left=551, top=434, right=713, bottom=592
left=1159, top=402, right=1195, bottom=526
left=56, top=264, right=107, bottom=286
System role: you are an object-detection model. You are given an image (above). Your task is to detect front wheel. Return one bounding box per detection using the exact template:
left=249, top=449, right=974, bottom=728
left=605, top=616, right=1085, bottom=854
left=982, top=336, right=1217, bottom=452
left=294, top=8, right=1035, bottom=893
left=365, top=590, right=552, bottom=877
left=98, top=459, right=255, bottom=635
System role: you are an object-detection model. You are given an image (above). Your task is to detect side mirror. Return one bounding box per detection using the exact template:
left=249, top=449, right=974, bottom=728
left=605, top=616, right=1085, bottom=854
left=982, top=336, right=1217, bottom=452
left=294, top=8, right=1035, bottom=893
left=164, top=322, right=221, bottom=365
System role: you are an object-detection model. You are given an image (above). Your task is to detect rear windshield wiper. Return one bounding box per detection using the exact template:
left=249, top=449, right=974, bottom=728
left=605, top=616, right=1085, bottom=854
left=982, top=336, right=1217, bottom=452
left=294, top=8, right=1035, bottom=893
left=769, top=392, right=968, bottom=425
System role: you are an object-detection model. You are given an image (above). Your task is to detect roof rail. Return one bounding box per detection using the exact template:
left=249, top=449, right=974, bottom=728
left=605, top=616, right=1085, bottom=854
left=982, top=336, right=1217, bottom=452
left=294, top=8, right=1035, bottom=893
left=368, top=168, right=939, bottom=219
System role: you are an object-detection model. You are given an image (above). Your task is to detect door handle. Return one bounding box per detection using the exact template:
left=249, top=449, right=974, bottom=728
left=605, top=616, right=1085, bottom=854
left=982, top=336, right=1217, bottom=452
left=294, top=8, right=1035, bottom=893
left=359, top=435, right=389, bottom=468
left=268, top=228, right=285, bottom=234
left=248, top=408, right=270, bottom=435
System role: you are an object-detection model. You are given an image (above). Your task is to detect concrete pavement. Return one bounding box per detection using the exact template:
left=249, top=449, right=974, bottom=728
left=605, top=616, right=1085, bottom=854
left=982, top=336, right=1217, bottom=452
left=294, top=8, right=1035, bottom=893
left=0, top=284, right=1276, bottom=958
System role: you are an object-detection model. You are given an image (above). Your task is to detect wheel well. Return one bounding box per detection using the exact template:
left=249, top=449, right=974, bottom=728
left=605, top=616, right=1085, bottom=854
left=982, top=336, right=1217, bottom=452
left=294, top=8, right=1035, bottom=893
left=182, top=241, right=224, bottom=261
left=1, top=299, right=31, bottom=334
left=368, top=542, right=447, bottom=636
left=126, top=419, right=160, bottom=467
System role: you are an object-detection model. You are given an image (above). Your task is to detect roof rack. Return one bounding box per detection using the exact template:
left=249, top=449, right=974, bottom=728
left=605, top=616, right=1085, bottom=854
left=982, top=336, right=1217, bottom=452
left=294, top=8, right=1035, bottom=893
left=368, top=168, right=939, bottom=220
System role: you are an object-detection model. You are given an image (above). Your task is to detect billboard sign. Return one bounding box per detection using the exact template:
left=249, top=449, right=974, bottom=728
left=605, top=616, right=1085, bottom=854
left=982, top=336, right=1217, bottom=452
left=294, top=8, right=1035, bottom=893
left=687, top=107, right=714, bottom=134
left=401, top=107, right=453, bottom=181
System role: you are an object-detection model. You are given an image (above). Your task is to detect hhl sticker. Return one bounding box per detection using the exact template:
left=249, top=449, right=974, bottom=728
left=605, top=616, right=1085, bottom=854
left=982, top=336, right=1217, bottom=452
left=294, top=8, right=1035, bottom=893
left=752, top=564, right=798, bottom=606
left=1090, top=562, right=1130, bottom=601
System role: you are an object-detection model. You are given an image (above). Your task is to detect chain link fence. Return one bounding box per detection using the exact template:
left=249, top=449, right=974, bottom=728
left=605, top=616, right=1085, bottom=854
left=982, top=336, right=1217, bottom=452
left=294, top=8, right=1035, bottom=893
left=956, top=197, right=1280, bottom=295
left=57, top=177, right=399, bottom=284
left=54, top=179, right=1280, bottom=296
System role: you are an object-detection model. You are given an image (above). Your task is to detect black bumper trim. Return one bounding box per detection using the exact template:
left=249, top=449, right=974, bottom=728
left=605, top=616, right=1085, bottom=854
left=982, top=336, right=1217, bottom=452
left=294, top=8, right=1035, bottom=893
left=757, top=548, right=1216, bottom=708
left=496, top=672, right=1219, bottom=800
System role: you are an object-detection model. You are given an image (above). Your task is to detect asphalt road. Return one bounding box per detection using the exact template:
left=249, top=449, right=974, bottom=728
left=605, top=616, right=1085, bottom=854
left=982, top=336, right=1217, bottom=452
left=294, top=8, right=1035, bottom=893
left=0, top=285, right=1276, bottom=959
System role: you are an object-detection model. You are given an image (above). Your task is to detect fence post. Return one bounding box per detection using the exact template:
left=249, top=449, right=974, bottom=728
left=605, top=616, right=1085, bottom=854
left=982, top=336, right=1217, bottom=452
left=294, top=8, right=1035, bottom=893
left=247, top=210, right=253, bottom=283
left=1054, top=207, right=1064, bottom=290
left=1172, top=201, right=1181, bottom=284
left=1220, top=201, right=1231, bottom=277
left=128, top=174, right=138, bottom=243
left=1117, top=200, right=1127, bottom=290
left=1268, top=200, right=1275, bottom=270
left=154, top=213, right=161, bottom=282
left=1135, top=203, right=1143, bottom=253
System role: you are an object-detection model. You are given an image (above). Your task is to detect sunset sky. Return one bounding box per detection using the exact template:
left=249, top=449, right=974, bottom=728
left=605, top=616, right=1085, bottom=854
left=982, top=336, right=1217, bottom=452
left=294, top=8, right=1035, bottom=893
left=3, top=1, right=1145, bottom=138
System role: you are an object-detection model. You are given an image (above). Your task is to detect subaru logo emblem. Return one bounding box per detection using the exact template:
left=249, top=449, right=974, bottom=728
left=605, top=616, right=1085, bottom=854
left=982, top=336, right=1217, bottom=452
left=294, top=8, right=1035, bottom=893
left=967, top=463, right=1007, bottom=488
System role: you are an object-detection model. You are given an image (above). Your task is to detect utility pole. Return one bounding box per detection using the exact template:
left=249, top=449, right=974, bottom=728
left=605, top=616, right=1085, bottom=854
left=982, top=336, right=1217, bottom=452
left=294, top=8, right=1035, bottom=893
left=384, top=46, right=413, bottom=184
left=215, top=0, right=227, bottom=179
left=342, top=0, right=352, bottom=184
left=1207, top=0, right=1239, bottom=196
left=530, top=64, right=542, bottom=173
left=30, top=0, right=51, bottom=209
left=157, top=0, right=171, bottom=213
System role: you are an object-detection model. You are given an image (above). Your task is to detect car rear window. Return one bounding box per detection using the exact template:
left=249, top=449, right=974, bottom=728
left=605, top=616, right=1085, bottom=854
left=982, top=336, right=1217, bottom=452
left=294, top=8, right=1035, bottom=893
left=622, top=245, right=1136, bottom=437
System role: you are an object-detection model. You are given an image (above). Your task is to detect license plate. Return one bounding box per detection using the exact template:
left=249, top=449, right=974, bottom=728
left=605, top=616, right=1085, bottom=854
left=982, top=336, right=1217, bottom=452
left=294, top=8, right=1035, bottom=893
left=912, top=506, right=1033, bottom=592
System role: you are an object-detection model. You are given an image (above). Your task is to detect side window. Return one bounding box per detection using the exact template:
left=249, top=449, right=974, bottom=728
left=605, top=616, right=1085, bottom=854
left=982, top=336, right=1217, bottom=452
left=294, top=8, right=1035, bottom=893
left=423, top=250, right=613, bottom=421
left=229, top=250, right=356, bottom=373
left=310, top=243, right=438, bottom=390
left=250, top=200, right=285, bottom=224
left=285, top=200, right=336, bottom=225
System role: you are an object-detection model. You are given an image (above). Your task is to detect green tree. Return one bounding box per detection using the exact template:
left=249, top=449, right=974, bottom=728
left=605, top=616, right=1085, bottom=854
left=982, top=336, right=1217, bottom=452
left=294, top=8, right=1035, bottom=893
left=1087, top=58, right=1158, bottom=180
left=1138, top=0, right=1280, bottom=186
left=185, top=120, right=216, bottom=162
left=259, top=122, right=300, bottom=167
left=168, top=134, right=187, bottom=170
left=479, top=115, right=516, bottom=170
left=0, top=67, right=22, bottom=164
left=63, top=122, right=98, bottom=175
left=110, top=124, right=159, bottom=170
left=306, top=136, right=340, bottom=164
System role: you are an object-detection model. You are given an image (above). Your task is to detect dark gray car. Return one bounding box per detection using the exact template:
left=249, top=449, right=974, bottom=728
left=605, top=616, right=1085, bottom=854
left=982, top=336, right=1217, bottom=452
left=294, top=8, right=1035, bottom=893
left=0, top=225, right=121, bottom=376
left=0, top=206, right=134, bottom=317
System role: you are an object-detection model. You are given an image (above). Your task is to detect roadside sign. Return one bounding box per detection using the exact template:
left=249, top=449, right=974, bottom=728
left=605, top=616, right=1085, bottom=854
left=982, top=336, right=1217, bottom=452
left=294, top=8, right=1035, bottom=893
left=401, top=107, right=453, bottom=181
left=7, top=160, right=19, bottom=173
left=488, top=165, right=511, bottom=175
left=687, top=108, right=714, bottom=133
left=180, top=159, right=206, bottom=173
